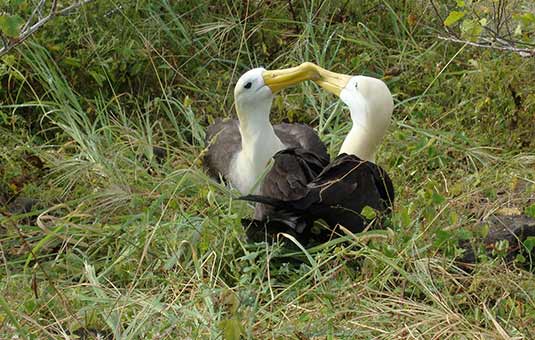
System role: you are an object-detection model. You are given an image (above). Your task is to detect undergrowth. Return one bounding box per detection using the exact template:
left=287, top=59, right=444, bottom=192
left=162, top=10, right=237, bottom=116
left=1, top=0, right=534, bottom=338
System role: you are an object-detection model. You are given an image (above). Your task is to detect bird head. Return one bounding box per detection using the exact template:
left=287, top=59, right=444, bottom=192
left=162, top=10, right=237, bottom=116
left=234, top=63, right=320, bottom=120
left=313, top=65, right=393, bottom=132
left=342, top=75, right=394, bottom=130
left=309, top=64, right=394, bottom=160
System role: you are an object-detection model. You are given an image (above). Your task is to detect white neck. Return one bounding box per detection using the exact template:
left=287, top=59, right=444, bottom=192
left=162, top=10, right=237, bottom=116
left=337, top=79, right=391, bottom=162
left=339, top=125, right=377, bottom=162
left=231, top=105, right=285, bottom=194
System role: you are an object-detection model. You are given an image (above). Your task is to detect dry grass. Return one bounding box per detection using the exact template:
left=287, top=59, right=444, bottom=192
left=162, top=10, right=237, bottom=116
left=1, top=0, right=535, bottom=338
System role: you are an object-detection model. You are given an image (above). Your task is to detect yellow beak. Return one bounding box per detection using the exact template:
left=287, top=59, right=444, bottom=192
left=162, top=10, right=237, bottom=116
left=262, top=62, right=320, bottom=94
left=311, top=65, right=353, bottom=97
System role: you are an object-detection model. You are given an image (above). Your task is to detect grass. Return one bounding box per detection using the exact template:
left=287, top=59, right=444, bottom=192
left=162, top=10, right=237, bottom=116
left=1, top=0, right=535, bottom=338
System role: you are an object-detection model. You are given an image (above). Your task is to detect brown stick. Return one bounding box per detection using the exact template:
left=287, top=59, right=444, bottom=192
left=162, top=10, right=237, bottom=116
left=438, top=35, right=535, bottom=58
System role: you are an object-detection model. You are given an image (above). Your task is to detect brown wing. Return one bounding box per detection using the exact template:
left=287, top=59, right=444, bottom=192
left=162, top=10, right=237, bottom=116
left=253, top=148, right=330, bottom=228
left=250, top=122, right=329, bottom=219
left=203, top=118, right=241, bottom=181
left=310, top=154, right=394, bottom=212
left=242, top=154, right=395, bottom=241
left=274, top=123, right=328, bottom=161
left=296, top=154, right=395, bottom=236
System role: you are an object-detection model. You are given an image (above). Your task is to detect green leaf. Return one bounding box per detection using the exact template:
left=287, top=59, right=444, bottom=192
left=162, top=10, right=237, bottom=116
left=480, top=223, right=489, bottom=238
left=519, top=12, right=535, bottom=25
left=444, top=11, right=465, bottom=27
left=457, top=228, right=473, bottom=241
left=515, top=254, right=526, bottom=264
left=461, top=19, right=483, bottom=41
left=361, top=206, right=377, bottom=220
left=0, top=15, right=24, bottom=38
left=493, top=239, right=509, bottom=257
left=219, top=319, right=244, bottom=340
left=514, top=24, right=522, bottom=37
left=456, top=0, right=465, bottom=7
left=434, top=229, right=451, bottom=245
left=432, top=192, right=445, bottom=205
left=1, top=54, right=16, bottom=66
left=524, top=237, right=535, bottom=252
left=183, top=95, right=193, bottom=107
left=396, top=206, right=411, bottom=228
left=525, top=204, right=535, bottom=218
left=448, top=210, right=459, bottom=225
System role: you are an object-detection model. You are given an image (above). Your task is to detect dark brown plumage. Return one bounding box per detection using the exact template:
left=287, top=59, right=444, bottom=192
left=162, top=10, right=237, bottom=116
left=252, top=148, right=329, bottom=222
left=240, top=152, right=394, bottom=245
left=203, top=118, right=328, bottom=183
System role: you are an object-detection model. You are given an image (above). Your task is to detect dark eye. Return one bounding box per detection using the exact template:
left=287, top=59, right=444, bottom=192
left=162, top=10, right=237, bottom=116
left=244, top=82, right=252, bottom=89
left=354, top=82, right=358, bottom=89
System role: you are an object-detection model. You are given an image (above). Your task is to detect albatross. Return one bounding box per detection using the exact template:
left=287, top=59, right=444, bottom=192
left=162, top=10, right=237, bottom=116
left=203, top=63, right=328, bottom=194
left=240, top=64, right=395, bottom=244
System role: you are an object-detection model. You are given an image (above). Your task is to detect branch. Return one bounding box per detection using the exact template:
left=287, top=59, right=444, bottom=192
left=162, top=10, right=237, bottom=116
left=430, top=0, right=535, bottom=58
left=438, top=35, right=535, bottom=58
left=0, top=0, right=96, bottom=57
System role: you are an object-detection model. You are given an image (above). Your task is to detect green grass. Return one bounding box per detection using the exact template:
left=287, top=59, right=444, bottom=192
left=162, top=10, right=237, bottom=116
left=1, top=0, right=535, bottom=338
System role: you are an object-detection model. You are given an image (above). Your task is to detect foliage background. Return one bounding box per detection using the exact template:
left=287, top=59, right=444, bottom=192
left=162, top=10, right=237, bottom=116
left=1, top=0, right=534, bottom=338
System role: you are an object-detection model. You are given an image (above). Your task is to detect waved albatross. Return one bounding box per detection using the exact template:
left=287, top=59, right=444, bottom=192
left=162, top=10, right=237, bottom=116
left=241, top=64, right=395, bottom=244
left=204, top=63, right=328, bottom=194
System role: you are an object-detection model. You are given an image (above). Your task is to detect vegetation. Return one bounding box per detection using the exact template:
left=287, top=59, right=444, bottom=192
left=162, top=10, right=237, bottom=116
left=1, top=0, right=535, bottom=338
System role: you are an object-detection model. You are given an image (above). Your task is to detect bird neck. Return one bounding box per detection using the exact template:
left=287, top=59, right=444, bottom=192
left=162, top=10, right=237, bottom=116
left=241, top=124, right=284, bottom=160
left=339, top=124, right=377, bottom=162
left=338, top=90, right=379, bottom=162
left=234, top=106, right=284, bottom=193
left=238, top=109, right=284, bottom=158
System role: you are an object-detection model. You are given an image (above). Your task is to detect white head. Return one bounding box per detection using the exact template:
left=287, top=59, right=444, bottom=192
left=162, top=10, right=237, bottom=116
left=234, top=63, right=321, bottom=123
left=234, top=68, right=274, bottom=123
left=340, top=76, right=393, bottom=137
left=313, top=66, right=393, bottom=160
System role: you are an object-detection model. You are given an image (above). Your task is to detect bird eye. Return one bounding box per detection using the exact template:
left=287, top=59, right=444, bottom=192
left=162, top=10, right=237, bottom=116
left=354, top=82, right=358, bottom=89
left=244, top=82, right=252, bottom=89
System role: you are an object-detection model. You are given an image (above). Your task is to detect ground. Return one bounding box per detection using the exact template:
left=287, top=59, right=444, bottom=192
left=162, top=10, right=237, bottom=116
left=1, top=1, right=535, bottom=339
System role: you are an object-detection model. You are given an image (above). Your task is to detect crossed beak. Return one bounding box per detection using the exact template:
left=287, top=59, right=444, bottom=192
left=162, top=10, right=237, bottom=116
left=311, top=65, right=353, bottom=97
left=263, top=62, right=352, bottom=97
left=262, top=62, right=320, bottom=93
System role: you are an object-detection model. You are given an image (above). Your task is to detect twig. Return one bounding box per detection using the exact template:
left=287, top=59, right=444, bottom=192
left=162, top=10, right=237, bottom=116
left=21, top=0, right=47, bottom=32
left=286, top=0, right=300, bottom=33
left=0, top=0, right=96, bottom=57
left=51, top=0, right=58, bottom=13
left=433, top=0, right=534, bottom=57
left=438, top=35, right=535, bottom=57
left=57, top=0, right=94, bottom=15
